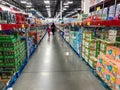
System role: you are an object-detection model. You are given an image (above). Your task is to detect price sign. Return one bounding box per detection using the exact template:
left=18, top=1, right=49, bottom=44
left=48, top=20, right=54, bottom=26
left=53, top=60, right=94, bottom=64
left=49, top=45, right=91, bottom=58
left=87, top=22, right=91, bottom=26
left=97, top=7, right=100, bottom=11
left=22, top=24, right=25, bottom=28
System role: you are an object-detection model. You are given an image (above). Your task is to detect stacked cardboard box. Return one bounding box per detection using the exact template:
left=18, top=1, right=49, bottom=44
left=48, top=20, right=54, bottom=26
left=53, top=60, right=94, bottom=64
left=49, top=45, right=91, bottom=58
left=28, top=37, right=34, bottom=57
left=28, top=31, right=41, bottom=44
left=99, top=39, right=116, bottom=56
left=64, top=29, right=70, bottom=42
left=69, top=31, right=74, bottom=47
left=0, top=35, right=26, bottom=84
left=96, top=46, right=120, bottom=90
left=69, top=31, right=82, bottom=54
left=108, top=30, right=120, bottom=42
left=82, top=30, right=100, bottom=68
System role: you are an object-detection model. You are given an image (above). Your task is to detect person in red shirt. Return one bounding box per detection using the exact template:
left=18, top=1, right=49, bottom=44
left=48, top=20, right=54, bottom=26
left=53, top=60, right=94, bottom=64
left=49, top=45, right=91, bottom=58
left=46, top=24, right=51, bottom=39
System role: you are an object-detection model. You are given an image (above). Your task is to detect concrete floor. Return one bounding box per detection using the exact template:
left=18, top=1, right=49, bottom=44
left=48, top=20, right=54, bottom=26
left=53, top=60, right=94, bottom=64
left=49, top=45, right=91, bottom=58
left=13, top=33, right=106, bottom=90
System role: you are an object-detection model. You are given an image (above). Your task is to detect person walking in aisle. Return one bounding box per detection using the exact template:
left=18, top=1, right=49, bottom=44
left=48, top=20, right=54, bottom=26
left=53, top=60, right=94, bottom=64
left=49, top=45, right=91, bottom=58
left=51, top=23, right=56, bottom=35
left=46, top=24, right=51, bottom=40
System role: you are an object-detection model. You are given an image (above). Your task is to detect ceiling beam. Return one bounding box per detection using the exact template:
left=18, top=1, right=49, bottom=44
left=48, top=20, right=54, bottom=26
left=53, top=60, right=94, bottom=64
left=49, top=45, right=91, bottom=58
left=53, top=0, right=61, bottom=17
left=3, top=0, right=26, bottom=10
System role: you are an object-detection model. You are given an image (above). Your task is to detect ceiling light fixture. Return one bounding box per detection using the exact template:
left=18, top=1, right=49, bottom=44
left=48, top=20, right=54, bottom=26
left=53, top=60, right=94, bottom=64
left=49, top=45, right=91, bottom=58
left=44, top=0, right=50, bottom=4
left=64, top=3, right=69, bottom=5
left=46, top=8, right=50, bottom=11
left=64, top=6, right=69, bottom=8
left=68, top=1, right=73, bottom=4
left=21, top=1, right=27, bottom=4
left=46, top=5, right=50, bottom=8
left=77, top=8, right=81, bottom=10
left=47, top=10, right=51, bottom=17
left=63, top=8, right=67, bottom=10
left=30, top=8, right=35, bottom=10
left=27, top=2, right=32, bottom=5
left=26, top=5, right=32, bottom=8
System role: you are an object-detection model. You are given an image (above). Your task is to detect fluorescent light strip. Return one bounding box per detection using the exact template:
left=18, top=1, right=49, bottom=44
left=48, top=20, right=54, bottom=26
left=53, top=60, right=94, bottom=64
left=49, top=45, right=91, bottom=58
left=21, top=1, right=27, bottom=4
left=63, top=8, right=67, bottom=10
left=68, top=1, right=73, bottom=4
left=64, top=6, right=69, bottom=8
left=47, top=10, right=51, bottom=17
left=44, top=0, right=50, bottom=4
left=46, top=5, right=50, bottom=8
left=27, top=2, right=32, bottom=5
left=64, top=3, right=69, bottom=5
left=26, top=5, right=32, bottom=8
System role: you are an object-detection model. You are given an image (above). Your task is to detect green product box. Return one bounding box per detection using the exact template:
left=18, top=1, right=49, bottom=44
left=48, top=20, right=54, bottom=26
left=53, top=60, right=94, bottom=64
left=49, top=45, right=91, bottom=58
left=0, top=38, right=17, bottom=43
left=4, top=53, right=19, bottom=59
left=0, top=56, right=3, bottom=59
left=89, top=57, right=97, bottom=69
left=116, top=37, right=120, bottom=42
left=0, top=35, right=14, bottom=40
left=4, top=58, right=18, bottom=63
left=85, top=31, right=95, bottom=39
left=1, top=41, right=21, bottom=48
left=1, top=71, right=14, bottom=79
left=0, top=59, right=3, bottom=63
left=84, top=39, right=96, bottom=49
left=99, top=39, right=115, bottom=52
left=0, top=63, right=5, bottom=66
left=100, top=30, right=108, bottom=40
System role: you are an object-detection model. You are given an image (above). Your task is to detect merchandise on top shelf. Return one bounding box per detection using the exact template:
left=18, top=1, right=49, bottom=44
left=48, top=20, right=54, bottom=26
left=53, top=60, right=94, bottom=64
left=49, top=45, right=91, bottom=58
left=115, top=4, right=120, bottom=20
left=108, top=5, right=116, bottom=20
left=79, top=14, right=88, bottom=21
left=0, top=11, right=16, bottom=24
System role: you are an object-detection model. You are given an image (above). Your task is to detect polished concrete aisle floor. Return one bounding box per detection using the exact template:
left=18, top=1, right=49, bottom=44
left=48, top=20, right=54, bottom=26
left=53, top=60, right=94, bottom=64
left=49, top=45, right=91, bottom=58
left=13, top=33, right=106, bottom=90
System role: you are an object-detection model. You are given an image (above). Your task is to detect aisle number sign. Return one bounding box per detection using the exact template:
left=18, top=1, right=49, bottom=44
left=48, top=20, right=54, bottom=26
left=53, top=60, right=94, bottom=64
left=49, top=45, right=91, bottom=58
left=97, top=7, right=100, bottom=11
left=87, top=22, right=91, bottom=26
left=22, top=24, right=25, bottom=28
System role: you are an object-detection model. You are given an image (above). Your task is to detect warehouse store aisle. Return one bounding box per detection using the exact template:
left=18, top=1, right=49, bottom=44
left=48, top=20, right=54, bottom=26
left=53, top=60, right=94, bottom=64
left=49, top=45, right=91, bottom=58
left=13, top=33, right=105, bottom=90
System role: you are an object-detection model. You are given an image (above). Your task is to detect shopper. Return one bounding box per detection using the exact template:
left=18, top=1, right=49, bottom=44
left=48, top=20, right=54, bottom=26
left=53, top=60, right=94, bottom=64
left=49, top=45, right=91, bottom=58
left=51, top=23, right=56, bottom=35
left=46, top=24, right=51, bottom=39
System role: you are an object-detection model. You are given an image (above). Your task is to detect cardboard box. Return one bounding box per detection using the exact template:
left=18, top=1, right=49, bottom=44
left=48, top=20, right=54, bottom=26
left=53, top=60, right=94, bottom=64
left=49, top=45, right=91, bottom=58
left=89, top=56, right=97, bottom=68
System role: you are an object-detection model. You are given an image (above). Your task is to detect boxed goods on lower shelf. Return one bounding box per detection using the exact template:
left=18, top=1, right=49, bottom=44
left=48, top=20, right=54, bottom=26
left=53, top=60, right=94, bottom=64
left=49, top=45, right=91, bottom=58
left=89, top=56, right=97, bottom=68
left=96, top=46, right=120, bottom=90
left=85, top=31, right=95, bottom=39
left=0, top=34, right=27, bottom=84
left=99, top=39, right=117, bottom=55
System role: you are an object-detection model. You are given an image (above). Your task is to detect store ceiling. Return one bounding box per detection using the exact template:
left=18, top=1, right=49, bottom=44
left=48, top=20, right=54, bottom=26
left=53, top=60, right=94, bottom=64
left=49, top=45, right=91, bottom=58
left=2, top=0, right=81, bottom=18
